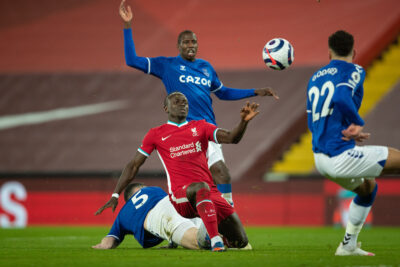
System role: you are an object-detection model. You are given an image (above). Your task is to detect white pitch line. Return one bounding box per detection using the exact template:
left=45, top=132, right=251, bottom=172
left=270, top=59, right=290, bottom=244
left=0, top=100, right=129, bottom=130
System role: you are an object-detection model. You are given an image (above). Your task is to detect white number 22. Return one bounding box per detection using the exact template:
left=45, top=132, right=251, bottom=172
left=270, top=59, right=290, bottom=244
left=308, top=81, right=335, bottom=122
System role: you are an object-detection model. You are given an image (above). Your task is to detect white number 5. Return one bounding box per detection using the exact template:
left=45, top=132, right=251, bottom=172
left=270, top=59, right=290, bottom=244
left=131, top=191, right=148, bottom=209
left=308, top=81, right=334, bottom=122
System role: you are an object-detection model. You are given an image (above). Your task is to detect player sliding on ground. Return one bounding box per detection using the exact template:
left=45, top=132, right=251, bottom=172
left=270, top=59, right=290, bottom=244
left=93, top=183, right=210, bottom=250
left=307, top=30, right=400, bottom=256
left=96, top=92, right=260, bottom=252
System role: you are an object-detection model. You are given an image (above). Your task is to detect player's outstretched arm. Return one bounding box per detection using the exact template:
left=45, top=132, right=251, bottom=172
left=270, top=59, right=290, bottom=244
left=119, top=0, right=133, bottom=28
left=95, top=152, right=147, bottom=215
left=92, top=236, right=120, bottom=249
left=255, top=87, right=279, bottom=100
left=216, top=102, right=259, bottom=144
left=214, top=86, right=278, bottom=101
left=121, top=0, right=149, bottom=72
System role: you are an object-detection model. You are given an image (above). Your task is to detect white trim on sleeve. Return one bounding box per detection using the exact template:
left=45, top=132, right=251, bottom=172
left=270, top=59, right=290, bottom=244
left=336, top=82, right=355, bottom=90
left=138, top=148, right=150, bottom=157
left=213, top=128, right=220, bottom=144
left=210, top=83, right=224, bottom=93
left=146, top=57, right=151, bottom=74
left=170, top=193, right=189, bottom=204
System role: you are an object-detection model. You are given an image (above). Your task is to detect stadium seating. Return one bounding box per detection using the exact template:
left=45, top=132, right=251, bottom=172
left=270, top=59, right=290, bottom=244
left=0, top=0, right=398, bottom=181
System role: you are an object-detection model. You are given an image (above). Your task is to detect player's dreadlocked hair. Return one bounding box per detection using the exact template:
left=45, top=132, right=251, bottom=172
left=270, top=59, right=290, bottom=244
left=329, top=30, right=354, bottom=57
left=177, top=30, right=195, bottom=45
left=163, top=91, right=185, bottom=108
left=124, top=182, right=145, bottom=202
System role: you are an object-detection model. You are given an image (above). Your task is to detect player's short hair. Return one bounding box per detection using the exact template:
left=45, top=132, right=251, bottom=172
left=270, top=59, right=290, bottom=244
left=328, top=30, right=354, bottom=57
left=177, top=30, right=195, bottom=45
left=163, top=91, right=186, bottom=107
left=124, top=182, right=145, bottom=202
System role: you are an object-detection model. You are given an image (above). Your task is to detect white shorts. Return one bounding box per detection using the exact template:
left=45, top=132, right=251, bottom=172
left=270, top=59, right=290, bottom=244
left=145, top=196, right=196, bottom=245
left=314, top=145, right=388, bottom=191
left=207, top=141, right=225, bottom=167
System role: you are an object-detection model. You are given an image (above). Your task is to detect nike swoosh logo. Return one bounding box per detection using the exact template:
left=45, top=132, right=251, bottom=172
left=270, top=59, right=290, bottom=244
left=162, top=135, right=171, bottom=141
left=0, top=100, right=128, bottom=130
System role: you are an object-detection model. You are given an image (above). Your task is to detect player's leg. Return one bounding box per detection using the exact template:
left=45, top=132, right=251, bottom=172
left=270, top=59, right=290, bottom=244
left=178, top=227, right=199, bottom=249
left=218, top=212, right=249, bottom=248
left=207, top=142, right=234, bottom=206
left=187, top=217, right=211, bottom=249
left=335, top=178, right=377, bottom=256
left=341, top=146, right=399, bottom=250
left=186, top=182, right=225, bottom=252
left=314, top=145, right=388, bottom=256
left=337, top=146, right=400, bottom=255
left=381, top=147, right=400, bottom=174
left=171, top=216, right=211, bottom=250
left=207, top=189, right=250, bottom=249
left=145, top=196, right=200, bottom=250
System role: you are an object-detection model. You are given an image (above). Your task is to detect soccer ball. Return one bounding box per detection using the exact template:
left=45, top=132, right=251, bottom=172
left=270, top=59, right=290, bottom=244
left=262, top=38, right=294, bottom=70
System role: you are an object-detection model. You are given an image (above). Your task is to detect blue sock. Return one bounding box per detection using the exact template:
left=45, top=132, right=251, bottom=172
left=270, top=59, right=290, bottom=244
left=354, top=184, right=378, bottom=207
left=217, top=184, right=232, bottom=194
left=217, top=184, right=233, bottom=206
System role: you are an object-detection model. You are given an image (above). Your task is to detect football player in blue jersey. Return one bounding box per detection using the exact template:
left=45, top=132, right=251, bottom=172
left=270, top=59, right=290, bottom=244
left=119, top=0, right=278, bottom=206
left=307, top=30, right=400, bottom=256
left=93, top=183, right=210, bottom=250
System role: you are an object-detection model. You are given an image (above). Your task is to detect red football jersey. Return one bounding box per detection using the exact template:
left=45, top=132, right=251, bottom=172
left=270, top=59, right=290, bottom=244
left=138, top=120, right=219, bottom=197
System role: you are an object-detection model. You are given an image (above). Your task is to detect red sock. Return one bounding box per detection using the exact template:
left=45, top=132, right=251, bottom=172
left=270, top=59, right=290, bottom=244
left=195, top=188, right=219, bottom=239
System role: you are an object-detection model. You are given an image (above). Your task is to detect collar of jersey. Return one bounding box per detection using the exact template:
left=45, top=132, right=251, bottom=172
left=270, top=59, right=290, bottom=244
left=177, top=54, right=196, bottom=63
left=167, top=120, right=188, bottom=127
left=330, top=59, right=350, bottom=65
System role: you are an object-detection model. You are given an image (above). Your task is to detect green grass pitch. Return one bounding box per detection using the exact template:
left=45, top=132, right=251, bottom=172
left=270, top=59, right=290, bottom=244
left=1, top=226, right=399, bottom=266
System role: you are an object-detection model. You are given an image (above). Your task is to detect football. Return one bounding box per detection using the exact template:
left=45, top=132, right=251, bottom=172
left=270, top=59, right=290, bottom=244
left=262, top=38, right=294, bottom=70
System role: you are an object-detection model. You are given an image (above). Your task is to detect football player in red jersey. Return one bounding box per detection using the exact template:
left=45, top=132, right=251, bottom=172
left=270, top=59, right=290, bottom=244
left=96, top=92, right=259, bottom=251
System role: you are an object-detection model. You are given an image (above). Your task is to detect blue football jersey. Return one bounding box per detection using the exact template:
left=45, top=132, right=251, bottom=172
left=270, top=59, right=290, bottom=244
left=123, top=28, right=256, bottom=126
left=107, top=186, right=167, bottom=248
left=149, top=55, right=222, bottom=124
left=307, top=60, right=365, bottom=157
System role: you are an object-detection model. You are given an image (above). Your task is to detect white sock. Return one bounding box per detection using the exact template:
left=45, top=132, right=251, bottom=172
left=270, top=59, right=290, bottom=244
left=196, top=222, right=210, bottom=249
left=342, top=200, right=371, bottom=249
left=222, top=192, right=234, bottom=207
left=211, top=236, right=223, bottom=247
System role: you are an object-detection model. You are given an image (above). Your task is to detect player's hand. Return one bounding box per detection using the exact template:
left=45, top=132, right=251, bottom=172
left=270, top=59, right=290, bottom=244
left=341, top=123, right=369, bottom=141
left=255, top=87, right=279, bottom=100
left=92, top=243, right=108, bottom=249
left=240, top=101, right=260, bottom=122
left=92, top=237, right=117, bottom=249
left=119, top=0, right=133, bottom=24
left=354, top=132, right=370, bottom=142
left=94, top=197, right=119, bottom=215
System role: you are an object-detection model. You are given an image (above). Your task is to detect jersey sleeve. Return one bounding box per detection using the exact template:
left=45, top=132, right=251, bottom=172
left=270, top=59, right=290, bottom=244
left=107, top=215, right=126, bottom=243
left=209, top=68, right=223, bottom=92
left=138, top=129, right=156, bottom=157
left=332, top=65, right=365, bottom=126
left=213, top=85, right=256, bottom=100
left=201, top=120, right=218, bottom=143
left=209, top=65, right=256, bottom=100
left=148, top=57, right=169, bottom=79
left=332, top=86, right=364, bottom=126
left=124, top=28, right=150, bottom=73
